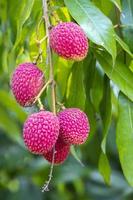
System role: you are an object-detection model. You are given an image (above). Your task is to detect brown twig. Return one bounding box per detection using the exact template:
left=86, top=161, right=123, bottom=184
left=33, top=18, right=48, bottom=64
left=41, top=0, right=56, bottom=192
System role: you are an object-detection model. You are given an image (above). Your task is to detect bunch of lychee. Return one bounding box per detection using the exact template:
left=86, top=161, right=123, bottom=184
left=11, top=22, right=90, bottom=165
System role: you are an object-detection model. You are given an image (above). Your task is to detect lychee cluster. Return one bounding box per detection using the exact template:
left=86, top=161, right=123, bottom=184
left=22, top=107, right=90, bottom=164
left=11, top=22, right=89, bottom=166
left=11, top=62, right=90, bottom=165
left=50, top=22, right=89, bottom=61
left=23, top=108, right=90, bottom=164
left=9, top=15, right=91, bottom=192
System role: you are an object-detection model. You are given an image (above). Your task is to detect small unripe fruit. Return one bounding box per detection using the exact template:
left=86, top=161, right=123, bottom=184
left=11, top=62, right=44, bottom=107
left=23, top=111, right=59, bottom=154
left=43, top=137, right=70, bottom=165
left=58, top=108, right=90, bottom=145
left=50, top=22, right=88, bottom=61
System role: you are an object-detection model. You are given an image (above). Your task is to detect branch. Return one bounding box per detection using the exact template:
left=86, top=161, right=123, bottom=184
left=41, top=0, right=56, bottom=192
left=42, top=0, right=56, bottom=115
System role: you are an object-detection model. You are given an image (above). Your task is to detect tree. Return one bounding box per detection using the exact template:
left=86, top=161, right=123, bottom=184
left=0, top=0, right=133, bottom=199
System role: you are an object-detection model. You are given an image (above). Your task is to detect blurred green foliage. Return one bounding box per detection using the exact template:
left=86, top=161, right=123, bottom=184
left=0, top=0, right=133, bottom=199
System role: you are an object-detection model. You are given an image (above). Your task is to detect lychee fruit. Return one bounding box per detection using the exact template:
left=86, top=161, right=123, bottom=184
left=11, top=62, right=44, bottom=107
left=23, top=111, right=59, bottom=154
left=43, top=137, right=70, bottom=165
left=50, top=22, right=88, bottom=61
left=58, top=108, right=90, bottom=145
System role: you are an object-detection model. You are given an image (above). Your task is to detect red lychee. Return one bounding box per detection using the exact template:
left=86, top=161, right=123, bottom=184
left=43, top=137, right=70, bottom=165
left=23, top=111, right=59, bottom=154
left=11, top=62, right=44, bottom=107
left=58, top=108, right=90, bottom=145
left=50, top=22, right=88, bottom=61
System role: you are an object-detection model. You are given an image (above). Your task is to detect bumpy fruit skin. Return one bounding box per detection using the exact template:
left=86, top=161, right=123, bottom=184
left=11, top=62, right=44, bottom=107
left=43, top=137, right=70, bottom=165
left=50, top=22, right=88, bottom=61
left=58, top=108, right=90, bottom=145
left=23, top=111, right=59, bottom=154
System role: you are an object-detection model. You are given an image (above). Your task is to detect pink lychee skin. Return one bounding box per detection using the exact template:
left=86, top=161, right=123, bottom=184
left=58, top=108, right=90, bottom=145
left=43, top=137, right=70, bottom=165
left=50, top=22, right=88, bottom=61
left=23, top=111, right=59, bottom=155
left=11, top=62, right=44, bottom=107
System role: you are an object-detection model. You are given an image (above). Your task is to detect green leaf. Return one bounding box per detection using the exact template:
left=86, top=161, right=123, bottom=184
left=66, top=62, right=86, bottom=109
left=93, top=0, right=113, bottom=16
left=83, top=53, right=96, bottom=97
left=83, top=54, right=97, bottom=137
left=116, top=92, right=133, bottom=186
left=70, top=146, right=84, bottom=167
left=64, top=0, right=116, bottom=63
left=101, top=0, right=113, bottom=15
left=55, top=56, right=73, bottom=99
left=109, top=0, right=121, bottom=11
left=99, top=152, right=111, bottom=185
left=100, top=76, right=112, bottom=154
left=0, top=107, right=20, bottom=142
left=129, top=60, right=133, bottom=72
left=91, top=63, right=104, bottom=112
left=98, top=76, right=112, bottom=185
left=13, top=0, right=35, bottom=48
left=0, top=90, right=27, bottom=122
left=120, top=0, right=133, bottom=52
left=95, top=51, right=133, bottom=101
left=115, top=34, right=133, bottom=58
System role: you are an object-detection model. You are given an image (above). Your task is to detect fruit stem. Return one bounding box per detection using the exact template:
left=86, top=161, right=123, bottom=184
left=33, top=79, right=52, bottom=104
left=42, top=0, right=56, bottom=192
left=33, top=16, right=48, bottom=64
left=56, top=101, right=66, bottom=110
left=48, top=1, right=61, bottom=24
left=42, top=147, right=56, bottom=192
left=37, top=98, right=44, bottom=110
